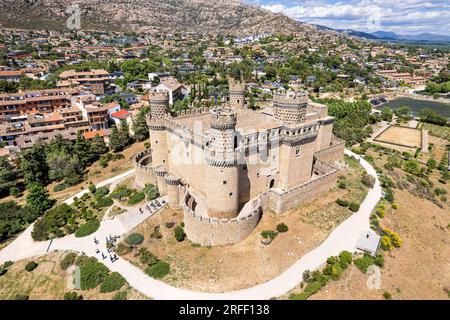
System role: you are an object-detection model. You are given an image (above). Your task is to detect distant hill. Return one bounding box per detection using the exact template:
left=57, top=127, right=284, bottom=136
left=0, top=0, right=317, bottom=36
left=315, top=25, right=450, bottom=43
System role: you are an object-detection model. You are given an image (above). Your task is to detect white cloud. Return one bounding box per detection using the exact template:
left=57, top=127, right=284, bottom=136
left=260, top=0, right=450, bottom=35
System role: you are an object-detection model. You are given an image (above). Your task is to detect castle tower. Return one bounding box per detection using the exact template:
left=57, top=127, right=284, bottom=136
left=272, top=90, right=308, bottom=125
left=274, top=90, right=318, bottom=190
left=165, top=174, right=181, bottom=207
left=228, top=79, right=246, bottom=109
left=204, top=107, right=240, bottom=218
left=147, top=92, right=170, bottom=169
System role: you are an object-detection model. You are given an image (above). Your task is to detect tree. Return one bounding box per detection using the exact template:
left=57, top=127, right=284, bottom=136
left=20, top=141, right=49, bottom=186
left=109, top=127, right=123, bottom=153
left=381, top=107, right=393, bottom=122
left=73, top=132, right=93, bottom=167
left=46, top=151, right=83, bottom=185
left=0, top=156, right=18, bottom=197
left=90, top=134, right=108, bottom=156
left=132, top=106, right=150, bottom=141
left=25, top=183, right=54, bottom=216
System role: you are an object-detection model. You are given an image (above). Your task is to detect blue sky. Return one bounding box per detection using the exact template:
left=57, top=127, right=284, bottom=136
left=243, top=0, right=450, bottom=35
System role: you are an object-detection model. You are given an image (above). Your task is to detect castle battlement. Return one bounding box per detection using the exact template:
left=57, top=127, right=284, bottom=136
left=273, top=90, right=309, bottom=106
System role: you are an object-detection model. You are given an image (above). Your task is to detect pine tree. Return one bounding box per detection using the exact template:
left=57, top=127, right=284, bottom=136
left=90, top=134, right=108, bottom=156
left=20, top=141, right=49, bottom=186
left=0, top=156, right=17, bottom=196
left=25, top=183, right=54, bottom=216
left=73, top=131, right=92, bottom=167
left=109, top=127, right=123, bottom=153
left=132, top=107, right=150, bottom=142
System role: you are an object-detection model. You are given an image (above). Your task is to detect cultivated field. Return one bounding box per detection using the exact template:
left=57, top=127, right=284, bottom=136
left=374, top=126, right=422, bottom=150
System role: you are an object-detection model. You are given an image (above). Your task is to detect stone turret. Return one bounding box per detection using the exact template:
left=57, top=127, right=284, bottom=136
left=204, top=107, right=240, bottom=218
left=272, top=90, right=308, bottom=126
left=228, top=78, right=246, bottom=109
left=147, top=92, right=170, bottom=169
left=148, top=91, right=170, bottom=118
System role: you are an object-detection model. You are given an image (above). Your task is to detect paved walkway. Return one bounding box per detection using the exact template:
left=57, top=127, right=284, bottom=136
left=0, top=150, right=382, bottom=300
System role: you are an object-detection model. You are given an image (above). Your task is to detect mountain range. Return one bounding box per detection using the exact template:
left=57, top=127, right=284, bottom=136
left=315, top=24, right=450, bottom=43
left=0, top=0, right=316, bottom=36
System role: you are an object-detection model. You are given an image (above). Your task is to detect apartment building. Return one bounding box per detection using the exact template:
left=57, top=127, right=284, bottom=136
left=57, top=69, right=112, bottom=95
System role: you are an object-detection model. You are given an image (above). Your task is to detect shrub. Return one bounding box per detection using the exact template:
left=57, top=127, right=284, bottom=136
left=97, top=197, right=114, bottom=208
left=116, top=243, right=132, bottom=255
left=383, top=228, right=403, bottom=248
left=144, top=184, right=159, bottom=200
left=261, top=230, right=278, bottom=240
left=150, top=226, right=163, bottom=239
left=165, top=222, right=175, bottom=229
left=126, top=233, right=144, bottom=246
left=60, top=252, right=77, bottom=270
left=276, top=223, right=289, bottom=233
left=383, top=291, right=392, bottom=300
left=3, top=261, right=13, bottom=268
left=380, top=236, right=394, bottom=251
left=354, top=254, right=384, bottom=273
left=338, top=181, right=346, bottom=189
left=75, top=220, right=100, bottom=238
left=348, top=202, right=360, bottom=212
left=53, top=183, right=70, bottom=193
left=0, top=268, right=7, bottom=276
left=139, top=248, right=159, bottom=266
left=95, top=186, right=110, bottom=198
left=113, top=291, right=127, bottom=300
left=145, top=261, right=170, bottom=279
left=174, top=226, right=186, bottom=242
left=339, top=251, right=353, bottom=267
left=79, top=258, right=109, bottom=290
left=127, top=192, right=145, bottom=205
left=9, top=187, right=21, bottom=198
left=434, top=188, right=447, bottom=196
left=25, top=261, right=38, bottom=272
left=290, top=281, right=323, bottom=300
left=361, top=174, right=375, bottom=188
left=99, top=272, right=126, bottom=293
left=64, top=292, right=83, bottom=300
left=335, top=198, right=349, bottom=207
left=88, top=183, right=97, bottom=194
left=375, top=207, right=385, bottom=218
left=75, top=255, right=91, bottom=267
left=14, top=294, right=29, bottom=300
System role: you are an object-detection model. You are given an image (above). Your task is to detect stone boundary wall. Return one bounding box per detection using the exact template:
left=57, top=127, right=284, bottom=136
left=133, top=150, right=157, bottom=189
left=183, top=195, right=262, bottom=246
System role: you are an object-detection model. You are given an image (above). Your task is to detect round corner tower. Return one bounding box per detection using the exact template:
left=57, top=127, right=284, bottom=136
left=147, top=92, right=170, bottom=170
left=228, top=79, right=246, bottom=109
left=204, top=107, right=240, bottom=218
left=272, top=90, right=309, bottom=126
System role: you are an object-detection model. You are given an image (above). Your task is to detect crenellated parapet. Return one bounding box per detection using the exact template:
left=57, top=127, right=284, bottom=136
left=183, top=191, right=262, bottom=246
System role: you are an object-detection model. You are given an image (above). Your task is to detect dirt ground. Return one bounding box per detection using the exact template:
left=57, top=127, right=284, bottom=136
left=120, top=157, right=368, bottom=293
left=374, top=126, right=422, bottom=149
left=310, top=189, right=449, bottom=300
left=0, top=252, right=147, bottom=300
left=305, top=137, right=450, bottom=300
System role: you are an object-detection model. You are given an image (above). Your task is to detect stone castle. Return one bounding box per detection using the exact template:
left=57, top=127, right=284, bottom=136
left=134, top=80, right=345, bottom=246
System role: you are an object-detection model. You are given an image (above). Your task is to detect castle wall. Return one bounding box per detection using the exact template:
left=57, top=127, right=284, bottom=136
left=314, top=137, right=345, bottom=164
left=183, top=200, right=262, bottom=246
left=133, top=150, right=157, bottom=189
left=264, top=168, right=339, bottom=214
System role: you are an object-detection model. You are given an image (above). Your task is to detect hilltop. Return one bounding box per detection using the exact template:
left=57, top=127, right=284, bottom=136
left=0, top=0, right=317, bottom=36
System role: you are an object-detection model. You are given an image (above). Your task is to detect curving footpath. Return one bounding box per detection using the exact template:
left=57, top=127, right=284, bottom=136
left=0, top=150, right=382, bottom=300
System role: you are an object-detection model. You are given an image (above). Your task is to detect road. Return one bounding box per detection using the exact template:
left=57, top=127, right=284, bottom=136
left=0, top=150, right=382, bottom=300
